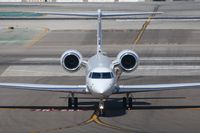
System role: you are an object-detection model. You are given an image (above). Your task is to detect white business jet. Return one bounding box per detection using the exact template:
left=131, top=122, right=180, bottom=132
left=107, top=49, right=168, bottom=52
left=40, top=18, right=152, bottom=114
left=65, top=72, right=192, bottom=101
left=0, top=9, right=200, bottom=114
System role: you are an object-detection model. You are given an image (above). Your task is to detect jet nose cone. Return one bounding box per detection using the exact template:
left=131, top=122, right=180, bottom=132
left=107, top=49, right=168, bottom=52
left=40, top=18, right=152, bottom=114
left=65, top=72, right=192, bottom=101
left=96, top=88, right=107, bottom=94
left=92, top=85, right=106, bottom=94
left=93, top=83, right=112, bottom=95
left=89, top=79, right=114, bottom=97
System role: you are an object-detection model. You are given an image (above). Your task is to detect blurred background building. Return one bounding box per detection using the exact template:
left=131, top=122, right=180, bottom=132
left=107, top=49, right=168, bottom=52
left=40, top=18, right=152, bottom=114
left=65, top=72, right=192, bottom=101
left=0, top=0, right=196, bottom=2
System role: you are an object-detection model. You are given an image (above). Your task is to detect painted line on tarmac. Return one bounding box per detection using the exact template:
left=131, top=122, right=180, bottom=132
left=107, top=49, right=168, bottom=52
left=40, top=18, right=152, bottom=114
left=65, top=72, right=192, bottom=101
left=83, top=110, right=132, bottom=131
left=2, top=65, right=200, bottom=76
left=133, top=16, right=152, bottom=44
left=21, top=58, right=59, bottom=62
left=30, top=109, right=133, bottom=133
left=20, top=57, right=200, bottom=62
left=25, top=27, right=49, bottom=48
left=133, top=5, right=160, bottom=45
left=186, top=108, right=200, bottom=111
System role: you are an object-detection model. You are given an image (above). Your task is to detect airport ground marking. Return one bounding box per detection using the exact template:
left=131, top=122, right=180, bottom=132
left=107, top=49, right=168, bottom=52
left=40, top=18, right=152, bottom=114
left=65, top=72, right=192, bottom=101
left=133, top=5, right=160, bottom=45
left=1, top=106, right=199, bottom=133
left=186, top=108, right=200, bottom=111
left=25, top=27, right=49, bottom=48
left=30, top=109, right=132, bottom=133
left=84, top=110, right=131, bottom=131
left=133, top=16, right=152, bottom=44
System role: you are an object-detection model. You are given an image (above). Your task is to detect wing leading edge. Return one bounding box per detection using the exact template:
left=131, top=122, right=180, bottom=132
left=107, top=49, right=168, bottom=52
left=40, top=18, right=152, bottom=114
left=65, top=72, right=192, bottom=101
left=115, top=83, right=200, bottom=93
left=0, top=82, right=200, bottom=94
left=0, top=83, right=87, bottom=93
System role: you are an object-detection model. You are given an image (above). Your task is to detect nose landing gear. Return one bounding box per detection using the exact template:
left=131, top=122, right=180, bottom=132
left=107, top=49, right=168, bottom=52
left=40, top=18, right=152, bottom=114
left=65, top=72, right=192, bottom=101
left=99, top=99, right=105, bottom=116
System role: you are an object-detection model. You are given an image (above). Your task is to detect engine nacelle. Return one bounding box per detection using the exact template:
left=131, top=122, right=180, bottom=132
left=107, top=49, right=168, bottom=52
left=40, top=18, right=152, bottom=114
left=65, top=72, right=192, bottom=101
left=60, top=49, right=83, bottom=72
left=116, top=50, right=139, bottom=72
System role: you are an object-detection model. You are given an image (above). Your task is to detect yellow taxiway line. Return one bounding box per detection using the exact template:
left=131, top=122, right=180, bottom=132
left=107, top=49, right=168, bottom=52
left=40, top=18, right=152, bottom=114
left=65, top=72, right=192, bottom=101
left=84, top=110, right=131, bottom=131
left=25, top=27, right=49, bottom=48
left=133, top=16, right=152, bottom=44
left=0, top=107, right=199, bottom=133
left=30, top=110, right=132, bottom=133
left=133, top=6, right=159, bottom=44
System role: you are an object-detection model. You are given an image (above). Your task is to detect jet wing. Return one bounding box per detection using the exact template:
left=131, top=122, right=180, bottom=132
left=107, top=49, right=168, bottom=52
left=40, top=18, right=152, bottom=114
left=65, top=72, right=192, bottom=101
left=0, top=83, right=87, bottom=93
left=115, top=83, right=200, bottom=93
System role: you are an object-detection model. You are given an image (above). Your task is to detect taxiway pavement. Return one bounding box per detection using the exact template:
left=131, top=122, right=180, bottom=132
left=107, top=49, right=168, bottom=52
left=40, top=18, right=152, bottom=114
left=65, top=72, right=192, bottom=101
left=0, top=2, right=200, bottom=133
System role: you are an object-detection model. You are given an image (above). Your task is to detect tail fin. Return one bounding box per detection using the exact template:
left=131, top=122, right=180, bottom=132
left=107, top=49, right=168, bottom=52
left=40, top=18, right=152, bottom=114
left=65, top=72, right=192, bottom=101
left=37, top=9, right=162, bottom=54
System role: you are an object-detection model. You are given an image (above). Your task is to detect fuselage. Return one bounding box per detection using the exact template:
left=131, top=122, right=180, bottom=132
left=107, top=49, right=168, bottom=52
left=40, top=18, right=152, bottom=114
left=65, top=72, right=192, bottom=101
left=86, top=53, right=116, bottom=99
left=59, top=9, right=140, bottom=99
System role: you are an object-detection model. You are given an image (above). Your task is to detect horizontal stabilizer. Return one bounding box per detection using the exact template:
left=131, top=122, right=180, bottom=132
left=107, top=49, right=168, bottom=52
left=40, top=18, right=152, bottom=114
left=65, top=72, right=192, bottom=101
left=36, top=11, right=163, bottom=17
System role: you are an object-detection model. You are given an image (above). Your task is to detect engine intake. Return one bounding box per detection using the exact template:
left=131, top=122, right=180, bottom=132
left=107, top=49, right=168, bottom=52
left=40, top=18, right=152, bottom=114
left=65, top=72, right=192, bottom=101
left=117, top=50, right=139, bottom=72
left=60, top=50, right=83, bottom=72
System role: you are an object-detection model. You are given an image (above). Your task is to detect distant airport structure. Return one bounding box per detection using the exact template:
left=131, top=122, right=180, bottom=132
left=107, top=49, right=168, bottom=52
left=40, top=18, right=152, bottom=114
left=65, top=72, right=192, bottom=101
left=53, top=0, right=144, bottom=1
left=0, top=0, right=177, bottom=2
left=1, top=0, right=197, bottom=2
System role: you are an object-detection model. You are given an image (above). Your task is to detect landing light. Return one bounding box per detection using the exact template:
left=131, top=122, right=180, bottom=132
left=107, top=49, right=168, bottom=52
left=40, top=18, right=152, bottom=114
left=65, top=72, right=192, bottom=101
left=99, top=105, right=104, bottom=110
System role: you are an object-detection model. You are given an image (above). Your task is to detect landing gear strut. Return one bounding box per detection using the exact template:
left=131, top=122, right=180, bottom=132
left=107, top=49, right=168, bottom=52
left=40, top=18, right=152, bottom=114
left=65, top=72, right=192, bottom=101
left=99, top=99, right=105, bottom=116
left=122, top=93, right=133, bottom=109
left=74, top=97, right=78, bottom=109
left=128, top=97, right=133, bottom=109
left=68, top=93, right=78, bottom=110
left=68, top=97, right=72, bottom=109
left=122, top=97, right=127, bottom=108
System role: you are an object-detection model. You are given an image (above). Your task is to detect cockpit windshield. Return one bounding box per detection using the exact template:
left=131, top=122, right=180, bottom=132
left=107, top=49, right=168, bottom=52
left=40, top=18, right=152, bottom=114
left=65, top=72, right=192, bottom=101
left=92, top=73, right=101, bottom=79
left=89, top=72, right=114, bottom=79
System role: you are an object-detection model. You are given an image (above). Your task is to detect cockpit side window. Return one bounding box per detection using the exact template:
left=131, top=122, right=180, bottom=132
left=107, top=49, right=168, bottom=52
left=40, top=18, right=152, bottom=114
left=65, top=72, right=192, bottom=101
left=89, top=73, right=92, bottom=78
left=110, top=72, right=114, bottom=78
left=92, top=72, right=101, bottom=79
left=102, top=72, right=112, bottom=79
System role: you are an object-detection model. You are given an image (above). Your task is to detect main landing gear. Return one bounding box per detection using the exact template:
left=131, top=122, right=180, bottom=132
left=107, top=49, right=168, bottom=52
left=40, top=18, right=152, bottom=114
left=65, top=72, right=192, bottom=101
left=122, top=93, right=133, bottom=109
left=68, top=93, right=78, bottom=110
